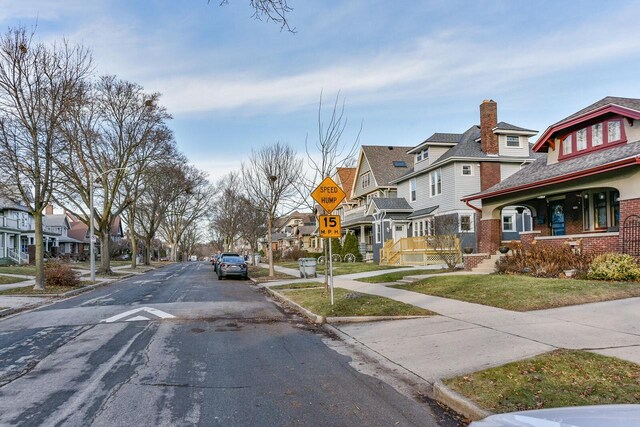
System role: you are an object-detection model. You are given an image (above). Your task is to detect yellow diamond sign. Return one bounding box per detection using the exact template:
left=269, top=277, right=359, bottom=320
left=311, top=176, right=346, bottom=214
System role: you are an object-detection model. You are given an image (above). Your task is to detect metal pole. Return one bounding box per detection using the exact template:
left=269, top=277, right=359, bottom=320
left=329, top=237, right=334, bottom=305
left=89, top=175, right=95, bottom=282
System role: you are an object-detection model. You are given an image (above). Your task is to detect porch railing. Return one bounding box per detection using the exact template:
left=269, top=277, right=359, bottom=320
left=380, top=236, right=461, bottom=266
left=0, top=216, right=19, bottom=229
left=7, top=248, right=29, bottom=264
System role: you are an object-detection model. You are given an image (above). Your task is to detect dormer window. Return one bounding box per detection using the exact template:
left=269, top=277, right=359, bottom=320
left=416, top=147, right=429, bottom=162
left=506, top=135, right=520, bottom=148
left=559, top=116, right=627, bottom=160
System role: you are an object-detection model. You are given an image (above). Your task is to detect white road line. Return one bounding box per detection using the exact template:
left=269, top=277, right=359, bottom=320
left=125, top=315, right=150, bottom=322
left=101, top=306, right=175, bottom=323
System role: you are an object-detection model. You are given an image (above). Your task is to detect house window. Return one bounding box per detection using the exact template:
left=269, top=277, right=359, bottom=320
left=395, top=225, right=403, bottom=232
left=430, top=169, right=442, bottom=196
left=592, top=123, right=603, bottom=146
left=608, top=120, right=621, bottom=142
left=461, top=164, right=472, bottom=176
left=506, top=135, right=520, bottom=148
left=361, top=172, right=371, bottom=189
left=410, top=179, right=417, bottom=202
left=459, top=214, right=473, bottom=232
left=502, top=214, right=515, bottom=232
left=582, top=189, right=620, bottom=231
left=419, top=221, right=424, bottom=236
left=576, top=128, right=587, bottom=151
left=416, top=147, right=429, bottom=162
left=375, top=223, right=381, bottom=243
left=562, top=134, right=572, bottom=155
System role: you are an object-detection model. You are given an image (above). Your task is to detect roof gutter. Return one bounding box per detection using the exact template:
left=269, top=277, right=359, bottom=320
left=465, top=199, right=482, bottom=213
left=463, top=155, right=640, bottom=202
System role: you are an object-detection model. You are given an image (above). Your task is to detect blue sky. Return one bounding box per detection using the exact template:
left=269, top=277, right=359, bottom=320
left=3, top=0, right=640, bottom=182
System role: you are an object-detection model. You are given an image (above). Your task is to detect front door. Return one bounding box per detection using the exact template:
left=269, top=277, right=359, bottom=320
left=393, top=224, right=407, bottom=241
left=549, top=200, right=565, bottom=236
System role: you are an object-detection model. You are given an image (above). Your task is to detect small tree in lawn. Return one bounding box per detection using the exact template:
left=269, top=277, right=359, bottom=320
left=429, top=215, right=464, bottom=271
left=343, top=233, right=363, bottom=262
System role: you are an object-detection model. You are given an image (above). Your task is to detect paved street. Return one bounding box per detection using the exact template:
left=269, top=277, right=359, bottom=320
left=0, top=262, right=457, bottom=426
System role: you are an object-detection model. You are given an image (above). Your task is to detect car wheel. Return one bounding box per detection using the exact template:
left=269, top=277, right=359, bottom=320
left=218, top=273, right=223, bottom=280
left=242, top=274, right=248, bottom=280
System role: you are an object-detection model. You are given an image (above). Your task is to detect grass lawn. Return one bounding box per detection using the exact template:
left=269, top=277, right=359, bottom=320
left=248, top=266, right=296, bottom=283
left=0, top=265, right=37, bottom=276
left=0, top=285, right=86, bottom=295
left=357, top=268, right=449, bottom=283
left=391, top=274, right=640, bottom=311
left=71, top=260, right=133, bottom=269
left=445, top=349, right=640, bottom=413
left=276, top=261, right=403, bottom=276
left=0, top=275, right=30, bottom=285
left=271, top=282, right=324, bottom=290
left=280, top=287, right=435, bottom=317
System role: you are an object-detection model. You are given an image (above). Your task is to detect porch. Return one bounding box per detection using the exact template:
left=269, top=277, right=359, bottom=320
left=379, top=236, right=461, bottom=266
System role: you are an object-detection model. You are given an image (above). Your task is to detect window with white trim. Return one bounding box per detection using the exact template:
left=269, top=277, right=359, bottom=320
left=506, top=135, right=520, bottom=148
left=459, top=214, right=473, bottom=232
left=361, top=172, right=371, bottom=189
left=416, top=147, right=429, bottom=162
left=410, top=178, right=417, bottom=202
left=430, top=169, right=442, bottom=196
left=419, top=221, right=424, bottom=236
left=461, top=164, right=472, bottom=176
left=426, top=218, right=434, bottom=236
left=375, top=222, right=381, bottom=243
left=502, top=214, right=515, bottom=232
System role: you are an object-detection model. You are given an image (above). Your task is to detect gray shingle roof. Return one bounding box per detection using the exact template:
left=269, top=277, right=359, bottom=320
left=495, top=122, right=537, bottom=133
left=342, top=215, right=374, bottom=227
left=407, top=205, right=439, bottom=219
left=556, top=96, right=640, bottom=125
left=43, top=214, right=69, bottom=228
left=371, top=197, right=412, bottom=211
left=362, top=145, right=414, bottom=186
left=468, top=140, right=640, bottom=199
left=424, top=133, right=463, bottom=144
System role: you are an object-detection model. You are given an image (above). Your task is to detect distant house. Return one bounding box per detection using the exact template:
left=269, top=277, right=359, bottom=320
left=65, top=212, right=125, bottom=259
left=342, top=145, right=414, bottom=262
left=260, top=211, right=317, bottom=255
left=43, top=212, right=82, bottom=256
left=464, top=96, right=640, bottom=258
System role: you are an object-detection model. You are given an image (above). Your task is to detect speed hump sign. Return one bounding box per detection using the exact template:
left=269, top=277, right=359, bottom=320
left=319, top=215, right=341, bottom=238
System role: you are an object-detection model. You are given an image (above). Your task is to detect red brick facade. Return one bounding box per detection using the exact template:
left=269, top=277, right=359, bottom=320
left=479, top=99, right=498, bottom=155
left=479, top=219, right=500, bottom=253
left=463, top=253, right=491, bottom=271
left=480, top=162, right=501, bottom=192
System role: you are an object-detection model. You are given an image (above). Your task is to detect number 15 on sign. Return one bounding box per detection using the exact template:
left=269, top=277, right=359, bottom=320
left=319, top=215, right=341, bottom=238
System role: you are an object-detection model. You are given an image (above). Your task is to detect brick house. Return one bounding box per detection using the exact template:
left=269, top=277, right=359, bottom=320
left=463, top=96, right=640, bottom=258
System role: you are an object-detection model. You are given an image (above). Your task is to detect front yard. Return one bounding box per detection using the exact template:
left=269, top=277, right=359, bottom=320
left=276, top=261, right=403, bottom=276
left=357, top=268, right=448, bottom=283
left=277, top=285, right=435, bottom=317
left=0, top=265, right=37, bottom=276
left=0, top=285, right=87, bottom=295
left=0, top=275, right=30, bottom=285
left=391, top=274, right=640, bottom=311
left=248, top=265, right=296, bottom=283
left=445, top=349, right=640, bottom=413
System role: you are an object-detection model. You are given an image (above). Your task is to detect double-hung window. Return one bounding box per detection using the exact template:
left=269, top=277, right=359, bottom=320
left=459, top=214, right=473, bottom=232
left=502, top=214, right=515, bottom=232
left=410, top=178, right=417, bottom=202
left=361, top=172, right=371, bottom=189
left=506, top=135, right=520, bottom=147
left=430, top=169, right=442, bottom=196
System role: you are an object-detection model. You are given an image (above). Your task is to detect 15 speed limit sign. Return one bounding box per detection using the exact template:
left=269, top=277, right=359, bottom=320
left=319, top=215, right=341, bottom=238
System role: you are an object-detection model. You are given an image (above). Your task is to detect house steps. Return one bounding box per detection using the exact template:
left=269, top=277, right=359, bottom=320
left=470, top=253, right=503, bottom=274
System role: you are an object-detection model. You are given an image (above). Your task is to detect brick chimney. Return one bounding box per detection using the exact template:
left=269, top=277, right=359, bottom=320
left=480, top=99, right=498, bottom=155
left=45, top=204, right=54, bottom=215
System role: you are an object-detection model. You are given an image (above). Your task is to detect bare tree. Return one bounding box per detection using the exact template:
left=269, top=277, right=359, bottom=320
left=237, top=196, right=267, bottom=261
left=179, top=222, right=203, bottom=261
left=429, top=215, right=464, bottom=271
left=218, top=0, right=295, bottom=32
left=55, top=76, right=171, bottom=274
left=0, top=27, right=92, bottom=289
left=159, top=166, right=212, bottom=261
left=210, top=172, right=244, bottom=251
left=241, top=142, right=302, bottom=276
left=134, top=157, right=186, bottom=265
left=299, top=91, right=361, bottom=288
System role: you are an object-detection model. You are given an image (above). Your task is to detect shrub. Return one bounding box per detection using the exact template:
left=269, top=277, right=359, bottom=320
left=45, top=261, right=80, bottom=287
left=330, top=238, right=343, bottom=257
left=587, top=253, right=640, bottom=281
left=496, top=241, right=592, bottom=278
left=284, top=248, right=309, bottom=261
left=342, top=233, right=363, bottom=262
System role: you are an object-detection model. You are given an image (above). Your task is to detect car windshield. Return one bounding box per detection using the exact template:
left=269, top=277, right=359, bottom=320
left=223, top=256, right=244, bottom=263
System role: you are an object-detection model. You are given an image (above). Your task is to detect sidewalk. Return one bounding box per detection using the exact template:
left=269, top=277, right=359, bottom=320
left=262, top=264, right=640, bottom=386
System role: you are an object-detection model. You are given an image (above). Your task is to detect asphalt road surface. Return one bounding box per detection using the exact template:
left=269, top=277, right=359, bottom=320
left=0, top=262, right=460, bottom=426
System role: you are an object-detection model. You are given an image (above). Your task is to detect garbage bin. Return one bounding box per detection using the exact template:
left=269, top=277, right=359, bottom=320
left=298, top=258, right=317, bottom=278
left=254, top=254, right=261, bottom=265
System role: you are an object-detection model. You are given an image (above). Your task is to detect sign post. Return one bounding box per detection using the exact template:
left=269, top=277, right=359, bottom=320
left=311, top=177, right=346, bottom=305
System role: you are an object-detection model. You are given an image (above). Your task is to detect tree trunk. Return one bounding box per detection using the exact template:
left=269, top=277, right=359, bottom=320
left=171, top=242, right=178, bottom=261
left=267, top=215, right=274, bottom=277
left=145, top=236, right=152, bottom=265
left=33, top=211, right=45, bottom=290
left=99, top=234, right=111, bottom=274
left=129, top=225, right=137, bottom=269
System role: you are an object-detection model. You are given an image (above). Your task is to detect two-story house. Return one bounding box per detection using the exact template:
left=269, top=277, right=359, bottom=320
left=43, top=211, right=82, bottom=257
left=464, top=96, right=640, bottom=258
left=391, top=100, right=539, bottom=255
left=342, top=145, right=414, bottom=261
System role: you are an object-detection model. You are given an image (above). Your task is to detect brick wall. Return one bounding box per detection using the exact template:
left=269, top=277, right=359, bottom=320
left=463, top=253, right=490, bottom=271
left=619, top=197, right=640, bottom=254
left=534, top=235, right=619, bottom=255
left=480, top=162, right=501, bottom=192
left=480, top=99, right=498, bottom=154
left=479, top=219, right=500, bottom=253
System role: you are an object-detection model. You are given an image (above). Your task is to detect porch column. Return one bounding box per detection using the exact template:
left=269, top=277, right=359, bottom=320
left=3, top=232, right=6, bottom=257
left=359, top=225, right=365, bottom=243
left=479, top=219, right=501, bottom=254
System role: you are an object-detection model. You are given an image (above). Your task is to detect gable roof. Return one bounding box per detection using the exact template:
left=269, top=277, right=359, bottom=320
left=533, top=96, right=640, bottom=152
left=360, top=145, right=414, bottom=187
left=43, top=214, right=70, bottom=229
left=494, top=121, right=537, bottom=134
left=370, top=197, right=413, bottom=212
left=335, top=167, right=356, bottom=200
left=464, top=140, right=640, bottom=201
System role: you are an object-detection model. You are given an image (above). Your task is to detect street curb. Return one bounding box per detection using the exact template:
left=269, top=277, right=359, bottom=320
left=326, top=315, right=431, bottom=323
left=262, top=286, right=325, bottom=324
left=433, top=380, right=492, bottom=421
